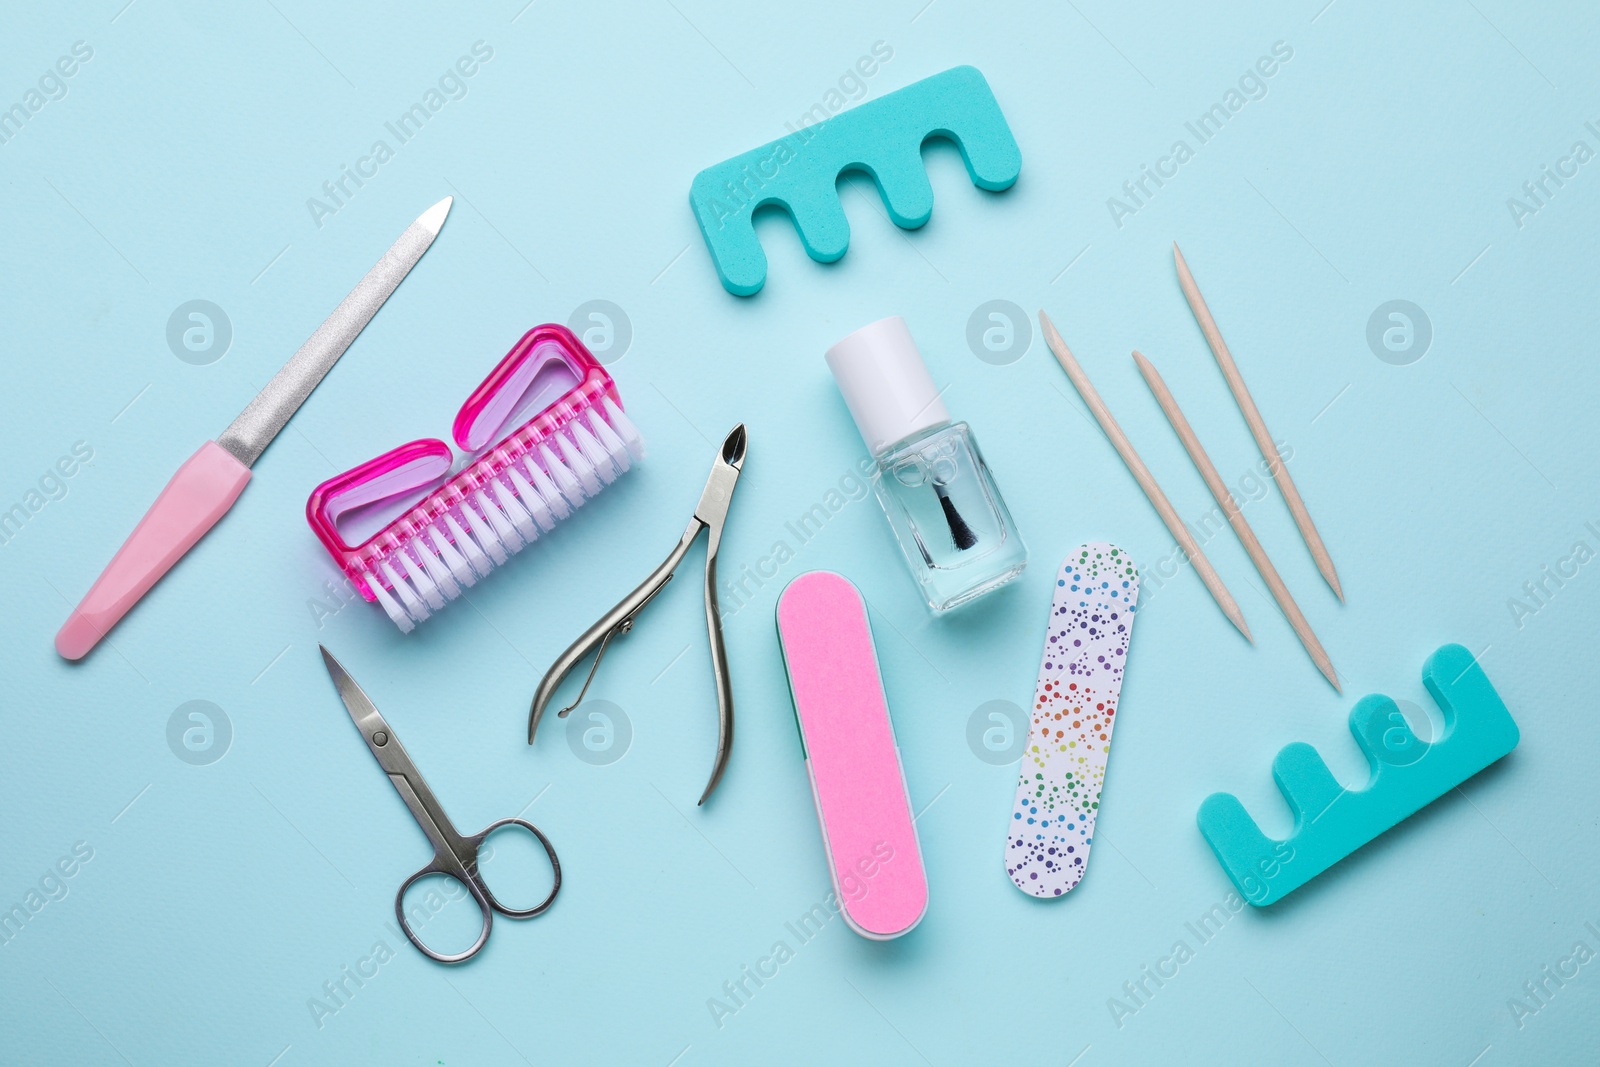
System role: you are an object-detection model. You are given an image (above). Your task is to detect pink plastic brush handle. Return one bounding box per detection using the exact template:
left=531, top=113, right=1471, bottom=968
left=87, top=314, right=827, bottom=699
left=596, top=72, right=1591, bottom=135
left=55, top=441, right=251, bottom=660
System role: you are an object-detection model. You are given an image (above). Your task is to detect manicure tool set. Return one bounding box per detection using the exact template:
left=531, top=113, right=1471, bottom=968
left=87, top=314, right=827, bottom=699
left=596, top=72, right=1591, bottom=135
left=53, top=64, right=1522, bottom=962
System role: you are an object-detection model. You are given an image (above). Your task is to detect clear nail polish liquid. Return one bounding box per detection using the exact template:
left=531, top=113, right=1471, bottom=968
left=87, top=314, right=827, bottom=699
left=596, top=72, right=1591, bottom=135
left=826, top=317, right=1026, bottom=612
left=874, top=421, right=1026, bottom=610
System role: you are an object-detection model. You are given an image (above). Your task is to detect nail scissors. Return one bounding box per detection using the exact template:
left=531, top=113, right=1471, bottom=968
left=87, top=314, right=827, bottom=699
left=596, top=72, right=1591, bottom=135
left=528, top=424, right=747, bottom=805
left=321, top=647, right=560, bottom=964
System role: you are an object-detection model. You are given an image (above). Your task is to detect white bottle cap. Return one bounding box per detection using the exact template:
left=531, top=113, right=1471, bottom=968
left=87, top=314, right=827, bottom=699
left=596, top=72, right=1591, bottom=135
left=825, top=316, right=950, bottom=456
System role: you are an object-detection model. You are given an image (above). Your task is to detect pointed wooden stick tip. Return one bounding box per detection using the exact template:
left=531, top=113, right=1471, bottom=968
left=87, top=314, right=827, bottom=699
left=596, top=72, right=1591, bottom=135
left=1037, top=308, right=1064, bottom=347
left=1173, top=244, right=1194, bottom=279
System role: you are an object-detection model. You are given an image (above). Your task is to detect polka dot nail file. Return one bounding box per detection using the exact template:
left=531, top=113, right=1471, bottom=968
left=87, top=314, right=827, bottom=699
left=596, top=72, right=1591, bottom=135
left=1006, top=544, right=1139, bottom=897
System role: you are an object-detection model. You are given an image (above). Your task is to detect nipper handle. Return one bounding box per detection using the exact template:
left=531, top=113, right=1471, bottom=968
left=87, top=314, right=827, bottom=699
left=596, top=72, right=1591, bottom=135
left=528, top=525, right=697, bottom=739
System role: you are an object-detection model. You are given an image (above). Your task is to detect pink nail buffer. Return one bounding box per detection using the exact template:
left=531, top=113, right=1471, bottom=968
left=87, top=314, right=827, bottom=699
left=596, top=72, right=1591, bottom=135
left=776, top=571, right=928, bottom=940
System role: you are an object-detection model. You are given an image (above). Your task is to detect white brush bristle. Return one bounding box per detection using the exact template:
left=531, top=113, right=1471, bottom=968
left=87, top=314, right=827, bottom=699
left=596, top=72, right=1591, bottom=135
left=362, top=405, right=644, bottom=630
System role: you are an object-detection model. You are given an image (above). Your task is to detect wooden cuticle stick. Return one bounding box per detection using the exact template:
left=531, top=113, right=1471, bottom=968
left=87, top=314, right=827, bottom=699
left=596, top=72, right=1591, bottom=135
left=1134, top=349, right=1340, bottom=691
left=1173, top=242, right=1344, bottom=602
left=1037, top=309, right=1252, bottom=643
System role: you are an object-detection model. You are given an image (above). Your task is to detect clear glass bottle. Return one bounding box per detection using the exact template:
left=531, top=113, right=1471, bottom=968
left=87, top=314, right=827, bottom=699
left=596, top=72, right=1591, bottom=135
left=826, top=316, right=1026, bottom=612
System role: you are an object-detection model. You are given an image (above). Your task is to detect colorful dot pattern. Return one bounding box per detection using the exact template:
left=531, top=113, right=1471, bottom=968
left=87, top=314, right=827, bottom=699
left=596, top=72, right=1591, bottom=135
left=1005, top=543, right=1139, bottom=897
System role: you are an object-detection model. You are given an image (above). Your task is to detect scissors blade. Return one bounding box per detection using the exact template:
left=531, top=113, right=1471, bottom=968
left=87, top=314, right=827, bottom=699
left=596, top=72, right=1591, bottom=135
left=319, top=646, right=466, bottom=858
left=320, top=645, right=393, bottom=751
left=217, top=197, right=452, bottom=467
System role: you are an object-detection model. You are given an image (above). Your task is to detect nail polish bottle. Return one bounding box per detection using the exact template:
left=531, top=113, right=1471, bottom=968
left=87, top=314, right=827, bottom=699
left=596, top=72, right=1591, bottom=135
left=826, top=316, right=1026, bottom=612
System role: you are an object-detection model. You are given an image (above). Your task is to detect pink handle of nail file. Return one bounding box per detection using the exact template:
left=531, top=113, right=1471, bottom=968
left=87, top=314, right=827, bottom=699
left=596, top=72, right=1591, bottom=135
left=776, top=571, right=928, bottom=940
left=55, top=441, right=251, bottom=660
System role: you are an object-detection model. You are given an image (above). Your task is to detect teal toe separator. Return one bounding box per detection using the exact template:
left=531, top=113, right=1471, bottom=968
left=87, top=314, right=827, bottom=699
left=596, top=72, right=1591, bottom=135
left=687, top=65, right=1022, bottom=296
left=1197, top=644, right=1520, bottom=907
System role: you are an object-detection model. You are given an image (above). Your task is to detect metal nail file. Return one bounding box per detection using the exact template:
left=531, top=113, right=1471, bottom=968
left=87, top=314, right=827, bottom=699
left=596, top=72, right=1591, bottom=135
left=55, top=197, right=453, bottom=660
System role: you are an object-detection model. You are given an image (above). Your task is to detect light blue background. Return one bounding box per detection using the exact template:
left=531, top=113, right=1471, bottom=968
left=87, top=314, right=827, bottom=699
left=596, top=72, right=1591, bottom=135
left=3, top=1, right=1597, bottom=1064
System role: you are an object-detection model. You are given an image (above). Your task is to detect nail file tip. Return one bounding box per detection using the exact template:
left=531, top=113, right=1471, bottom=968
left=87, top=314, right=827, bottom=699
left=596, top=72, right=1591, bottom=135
left=417, top=196, right=452, bottom=235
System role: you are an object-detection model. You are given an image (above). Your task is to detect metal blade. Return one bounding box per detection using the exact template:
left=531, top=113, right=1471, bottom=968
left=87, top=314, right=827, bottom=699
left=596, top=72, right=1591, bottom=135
left=217, top=197, right=452, bottom=466
left=319, top=645, right=467, bottom=858
left=694, top=423, right=746, bottom=558
left=320, top=645, right=389, bottom=742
